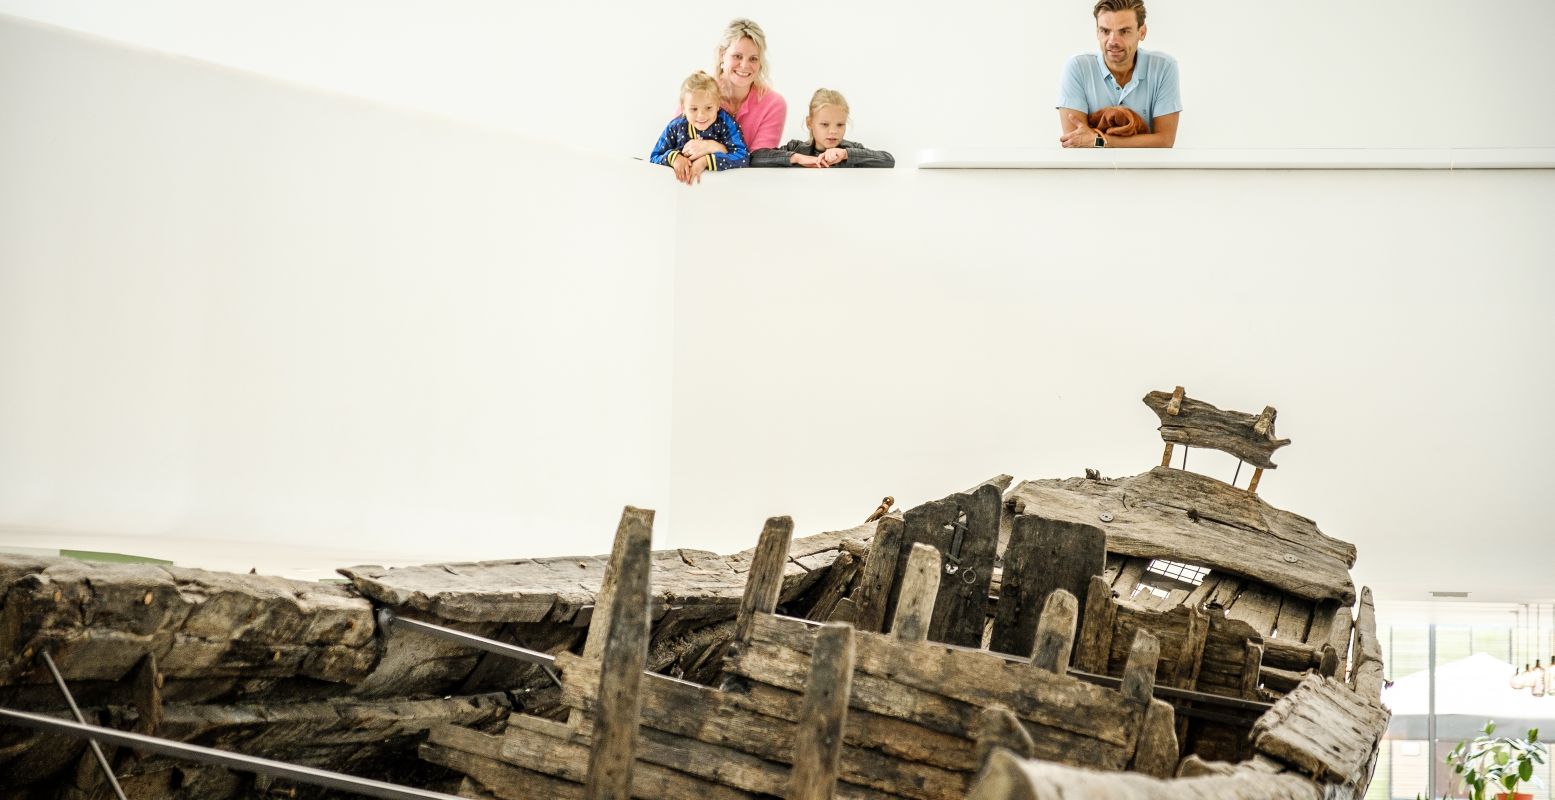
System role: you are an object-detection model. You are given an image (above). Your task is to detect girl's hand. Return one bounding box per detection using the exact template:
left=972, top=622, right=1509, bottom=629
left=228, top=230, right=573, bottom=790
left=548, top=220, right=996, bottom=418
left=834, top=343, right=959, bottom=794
left=673, top=155, right=695, bottom=184
left=791, top=153, right=823, bottom=168
left=820, top=148, right=848, bottom=166
left=688, top=158, right=709, bottom=184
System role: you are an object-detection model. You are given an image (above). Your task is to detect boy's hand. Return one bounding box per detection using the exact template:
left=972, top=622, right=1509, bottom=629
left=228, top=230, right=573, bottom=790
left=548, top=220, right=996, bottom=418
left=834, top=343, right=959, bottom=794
left=688, top=157, right=709, bottom=184
left=819, top=148, right=848, bottom=166
left=673, top=155, right=695, bottom=184
left=791, top=153, right=823, bottom=168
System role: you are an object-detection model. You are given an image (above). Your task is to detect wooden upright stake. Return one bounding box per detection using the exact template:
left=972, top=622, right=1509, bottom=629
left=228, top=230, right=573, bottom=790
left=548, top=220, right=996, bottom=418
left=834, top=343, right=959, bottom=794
left=1247, top=467, right=1264, bottom=494
left=1241, top=642, right=1265, bottom=700
left=786, top=623, right=855, bottom=800
left=1121, top=629, right=1160, bottom=705
left=1160, top=443, right=1175, bottom=467
left=1030, top=589, right=1078, bottom=675
left=582, top=506, right=654, bottom=800
left=1075, top=575, right=1118, bottom=675
left=734, top=516, right=794, bottom=645
left=891, top=543, right=941, bottom=644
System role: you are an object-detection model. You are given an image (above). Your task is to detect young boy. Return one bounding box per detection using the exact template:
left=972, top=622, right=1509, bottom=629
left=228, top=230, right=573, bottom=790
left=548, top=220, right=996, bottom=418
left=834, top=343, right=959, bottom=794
left=650, top=72, right=749, bottom=184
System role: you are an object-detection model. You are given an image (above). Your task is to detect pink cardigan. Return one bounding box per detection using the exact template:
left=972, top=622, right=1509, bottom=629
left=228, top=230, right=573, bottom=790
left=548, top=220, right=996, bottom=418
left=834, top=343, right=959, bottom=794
left=729, top=87, right=787, bottom=151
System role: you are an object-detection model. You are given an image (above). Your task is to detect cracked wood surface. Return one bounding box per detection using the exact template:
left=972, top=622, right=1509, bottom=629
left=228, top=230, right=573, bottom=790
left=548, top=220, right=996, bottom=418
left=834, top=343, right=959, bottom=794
left=1143, top=389, right=1292, bottom=469
left=1006, top=467, right=1356, bottom=604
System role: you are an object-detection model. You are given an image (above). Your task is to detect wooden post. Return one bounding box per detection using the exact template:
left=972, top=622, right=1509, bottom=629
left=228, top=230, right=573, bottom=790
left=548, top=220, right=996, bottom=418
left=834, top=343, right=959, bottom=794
left=990, top=515, right=1104, bottom=659
left=974, top=705, right=1035, bottom=766
left=1075, top=576, right=1117, bottom=675
left=1246, top=467, right=1264, bottom=494
left=1241, top=642, right=1265, bottom=700
left=1352, top=587, right=1384, bottom=701
left=1160, top=443, right=1175, bottom=467
left=1120, top=629, right=1160, bottom=705
left=891, top=543, right=941, bottom=644
left=1252, top=406, right=1276, bottom=437
left=1172, top=606, right=1210, bottom=690
left=1166, top=385, right=1185, bottom=416
left=582, top=507, right=656, bottom=661
left=926, top=484, right=1001, bottom=647
left=1318, top=643, right=1340, bottom=678
left=786, top=623, right=855, bottom=800
left=1030, top=589, right=1078, bottom=676
left=851, top=516, right=905, bottom=633
left=1129, top=699, right=1179, bottom=778
left=734, top=516, right=795, bottom=645
left=582, top=506, right=654, bottom=800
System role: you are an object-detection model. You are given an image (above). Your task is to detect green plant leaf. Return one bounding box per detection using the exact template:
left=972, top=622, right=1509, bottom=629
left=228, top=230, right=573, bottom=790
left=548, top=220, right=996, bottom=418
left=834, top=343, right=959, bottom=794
left=1521, top=760, right=1534, bottom=781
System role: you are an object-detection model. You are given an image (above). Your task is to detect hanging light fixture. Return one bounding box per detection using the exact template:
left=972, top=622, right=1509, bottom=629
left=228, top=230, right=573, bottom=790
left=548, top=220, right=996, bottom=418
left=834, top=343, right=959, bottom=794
left=1532, top=604, right=1548, bottom=697
left=1513, top=604, right=1532, bottom=689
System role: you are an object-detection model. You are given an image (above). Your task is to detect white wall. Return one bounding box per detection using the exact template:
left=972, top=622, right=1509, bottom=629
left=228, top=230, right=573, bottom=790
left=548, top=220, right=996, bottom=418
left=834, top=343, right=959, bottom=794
left=0, top=17, right=676, bottom=563
left=0, top=0, right=1550, bottom=160
left=2, top=10, right=1553, bottom=608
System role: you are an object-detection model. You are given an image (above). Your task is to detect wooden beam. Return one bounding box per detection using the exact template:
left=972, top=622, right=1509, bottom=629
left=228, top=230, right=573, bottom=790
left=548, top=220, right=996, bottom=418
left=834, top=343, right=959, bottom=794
left=851, top=516, right=905, bottom=634
left=1129, top=699, right=1179, bottom=778
left=1030, top=589, right=1079, bottom=676
left=582, top=506, right=654, bottom=800
left=990, top=515, right=1105, bottom=660
left=1240, top=642, right=1265, bottom=701
left=891, top=544, right=941, bottom=644
left=786, top=623, right=855, bottom=800
left=734, top=516, right=794, bottom=646
left=1075, top=576, right=1117, bottom=675
left=1142, top=390, right=1291, bottom=469
left=1121, top=629, right=1160, bottom=705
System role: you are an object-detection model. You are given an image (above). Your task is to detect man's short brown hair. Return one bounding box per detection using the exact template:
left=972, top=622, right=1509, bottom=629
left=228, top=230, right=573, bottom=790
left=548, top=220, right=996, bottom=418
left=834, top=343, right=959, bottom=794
left=1093, top=0, right=1146, bottom=26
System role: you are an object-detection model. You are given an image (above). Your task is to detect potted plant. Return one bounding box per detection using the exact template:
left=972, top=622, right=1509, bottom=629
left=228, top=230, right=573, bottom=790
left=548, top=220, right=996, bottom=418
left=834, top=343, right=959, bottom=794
left=1445, top=721, right=1547, bottom=800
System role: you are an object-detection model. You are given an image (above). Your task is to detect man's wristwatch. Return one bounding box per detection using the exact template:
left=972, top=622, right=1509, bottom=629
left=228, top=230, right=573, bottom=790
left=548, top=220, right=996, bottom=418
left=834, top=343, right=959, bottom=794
left=1093, top=135, right=1105, bottom=148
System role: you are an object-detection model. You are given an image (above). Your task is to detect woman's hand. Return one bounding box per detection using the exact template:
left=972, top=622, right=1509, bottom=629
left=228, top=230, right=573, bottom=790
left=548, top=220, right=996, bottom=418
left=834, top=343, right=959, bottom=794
left=818, top=148, right=848, bottom=166
left=791, top=153, right=824, bottom=168
left=681, top=140, right=728, bottom=159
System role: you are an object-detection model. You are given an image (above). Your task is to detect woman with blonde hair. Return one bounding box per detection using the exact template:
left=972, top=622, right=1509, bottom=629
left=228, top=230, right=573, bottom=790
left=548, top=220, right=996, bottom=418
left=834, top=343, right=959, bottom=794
left=680, top=18, right=787, bottom=161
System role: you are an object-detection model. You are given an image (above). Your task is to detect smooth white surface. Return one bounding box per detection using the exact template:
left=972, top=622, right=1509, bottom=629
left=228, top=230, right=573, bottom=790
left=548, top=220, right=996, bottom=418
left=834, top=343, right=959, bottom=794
left=917, top=147, right=1555, bottom=169
left=0, top=17, right=676, bottom=563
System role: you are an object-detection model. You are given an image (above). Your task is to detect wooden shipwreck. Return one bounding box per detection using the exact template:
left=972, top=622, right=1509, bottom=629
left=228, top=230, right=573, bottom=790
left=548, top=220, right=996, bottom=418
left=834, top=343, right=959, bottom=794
left=0, top=388, right=1390, bottom=799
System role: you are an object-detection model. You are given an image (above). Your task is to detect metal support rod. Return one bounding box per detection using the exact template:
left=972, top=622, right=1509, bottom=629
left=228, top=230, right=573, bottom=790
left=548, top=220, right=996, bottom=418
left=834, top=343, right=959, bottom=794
left=40, top=651, right=128, bottom=800
left=1181, top=445, right=1188, bottom=470
left=377, top=607, right=563, bottom=688
left=0, top=708, right=466, bottom=800
left=1232, top=459, right=1243, bottom=487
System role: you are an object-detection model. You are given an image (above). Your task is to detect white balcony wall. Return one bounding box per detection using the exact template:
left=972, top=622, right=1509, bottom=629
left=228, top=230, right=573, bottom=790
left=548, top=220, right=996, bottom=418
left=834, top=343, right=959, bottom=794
left=0, top=17, right=676, bottom=565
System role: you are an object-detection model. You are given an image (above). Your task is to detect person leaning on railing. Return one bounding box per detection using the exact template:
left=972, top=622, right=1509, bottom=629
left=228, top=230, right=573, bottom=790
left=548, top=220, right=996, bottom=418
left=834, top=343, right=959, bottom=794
left=1056, top=0, right=1181, bottom=148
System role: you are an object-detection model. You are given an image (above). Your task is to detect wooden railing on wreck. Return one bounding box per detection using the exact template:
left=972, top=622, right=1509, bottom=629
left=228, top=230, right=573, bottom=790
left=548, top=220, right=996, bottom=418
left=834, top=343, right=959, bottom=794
left=420, top=507, right=1178, bottom=799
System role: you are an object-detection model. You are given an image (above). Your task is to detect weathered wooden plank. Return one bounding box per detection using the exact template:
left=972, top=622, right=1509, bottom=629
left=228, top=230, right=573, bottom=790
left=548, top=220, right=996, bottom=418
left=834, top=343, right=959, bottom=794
left=1241, top=642, right=1265, bottom=700
left=1142, top=390, right=1291, bottom=469
left=927, top=484, right=1001, bottom=647
left=1121, top=629, right=1161, bottom=704
left=1207, top=576, right=1243, bottom=610
left=1184, top=573, right=1219, bottom=610
left=1129, top=698, right=1178, bottom=778
left=968, top=749, right=1323, bottom=800
left=583, top=506, right=654, bottom=800
left=1274, top=595, right=1314, bottom=642
left=734, top=517, right=794, bottom=645
left=733, top=615, right=1144, bottom=752
left=560, top=653, right=971, bottom=794
left=1172, top=606, right=1211, bottom=690
left=828, top=598, right=858, bottom=625
left=502, top=714, right=764, bottom=800
left=1304, top=599, right=1340, bottom=647
left=974, top=705, right=1035, bottom=766
left=990, top=515, right=1105, bottom=659
left=788, top=623, right=855, bottom=800
left=1252, top=675, right=1391, bottom=785
left=1006, top=469, right=1356, bottom=604
left=804, top=551, right=859, bottom=623
left=1327, top=605, right=1354, bottom=666
left=1030, top=589, right=1078, bottom=676
left=1075, top=576, right=1117, bottom=675
left=424, top=725, right=589, bottom=800
left=1350, top=588, right=1383, bottom=702
left=891, top=544, right=941, bottom=645
left=1112, top=558, right=1149, bottom=598
left=1226, top=583, right=1283, bottom=637
left=851, top=516, right=905, bottom=634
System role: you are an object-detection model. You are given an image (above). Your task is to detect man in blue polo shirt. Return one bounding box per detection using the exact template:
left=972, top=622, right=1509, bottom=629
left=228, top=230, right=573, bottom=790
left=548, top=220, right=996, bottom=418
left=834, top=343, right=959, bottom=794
left=1057, top=0, right=1181, bottom=148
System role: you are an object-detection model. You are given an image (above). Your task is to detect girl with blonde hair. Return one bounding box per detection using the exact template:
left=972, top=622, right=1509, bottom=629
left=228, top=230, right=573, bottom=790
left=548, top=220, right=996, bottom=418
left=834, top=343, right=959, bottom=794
left=751, top=89, right=894, bottom=168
